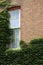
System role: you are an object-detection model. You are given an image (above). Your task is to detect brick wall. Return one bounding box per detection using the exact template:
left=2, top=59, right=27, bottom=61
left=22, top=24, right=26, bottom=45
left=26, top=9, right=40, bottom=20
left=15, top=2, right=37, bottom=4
left=11, top=0, right=43, bottom=43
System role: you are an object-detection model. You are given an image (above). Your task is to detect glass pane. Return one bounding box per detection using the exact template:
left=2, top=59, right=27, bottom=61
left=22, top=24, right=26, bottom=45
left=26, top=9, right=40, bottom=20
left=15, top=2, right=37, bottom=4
left=14, top=29, right=20, bottom=48
left=8, top=30, right=15, bottom=48
left=9, top=9, right=20, bottom=28
left=9, top=28, right=20, bottom=48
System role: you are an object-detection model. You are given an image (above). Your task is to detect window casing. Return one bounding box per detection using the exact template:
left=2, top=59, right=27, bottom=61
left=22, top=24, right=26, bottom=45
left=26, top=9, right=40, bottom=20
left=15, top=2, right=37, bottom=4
left=8, top=6, right=21, bottom=48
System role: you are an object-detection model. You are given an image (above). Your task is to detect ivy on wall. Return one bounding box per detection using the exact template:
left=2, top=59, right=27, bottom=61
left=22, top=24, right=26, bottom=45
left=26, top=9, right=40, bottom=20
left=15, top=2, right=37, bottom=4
left=0, top=0, right=43, bottom=65
left=5, top=38, right=43, bottom=65
left=0, top=0, right=12, bottom=65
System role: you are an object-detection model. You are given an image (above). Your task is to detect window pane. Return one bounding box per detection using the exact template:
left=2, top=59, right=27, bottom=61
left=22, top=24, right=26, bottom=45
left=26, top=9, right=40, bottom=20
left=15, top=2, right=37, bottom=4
left=14, top=29, right=20, bottom=48
left=9, top=9, right=20, bottom=28
left=9, top=28, right=20, bottom=48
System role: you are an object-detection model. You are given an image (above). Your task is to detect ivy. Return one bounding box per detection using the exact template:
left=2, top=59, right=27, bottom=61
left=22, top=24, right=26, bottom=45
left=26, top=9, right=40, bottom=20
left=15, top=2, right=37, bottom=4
left=0, top=0, right=12, bottom=65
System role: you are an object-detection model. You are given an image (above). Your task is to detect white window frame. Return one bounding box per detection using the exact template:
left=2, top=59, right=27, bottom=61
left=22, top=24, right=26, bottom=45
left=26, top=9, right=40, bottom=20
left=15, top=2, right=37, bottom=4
left=7, top=6, right=21, bottom=49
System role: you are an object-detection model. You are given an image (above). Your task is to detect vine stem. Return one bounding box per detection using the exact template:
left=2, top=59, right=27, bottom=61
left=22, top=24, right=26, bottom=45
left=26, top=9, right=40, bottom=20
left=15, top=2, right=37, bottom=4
left=0, top=0, right=6, bottom=4
left=0, top=0, right=8, bottom=13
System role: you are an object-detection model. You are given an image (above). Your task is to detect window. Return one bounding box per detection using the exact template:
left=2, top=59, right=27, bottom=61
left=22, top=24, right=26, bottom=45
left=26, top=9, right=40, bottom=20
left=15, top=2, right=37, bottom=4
left=8, top=6, right=20, bottom=48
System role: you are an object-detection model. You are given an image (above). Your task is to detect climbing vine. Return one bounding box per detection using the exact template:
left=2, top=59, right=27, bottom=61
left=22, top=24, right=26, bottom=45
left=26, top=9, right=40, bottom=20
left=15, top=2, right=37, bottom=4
left=0, top=0, right=11, bottom=64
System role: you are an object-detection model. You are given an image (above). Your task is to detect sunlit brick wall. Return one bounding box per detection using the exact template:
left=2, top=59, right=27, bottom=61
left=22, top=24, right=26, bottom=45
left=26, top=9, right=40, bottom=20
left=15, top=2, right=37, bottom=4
left=11, top=0, right=43, bottom=43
